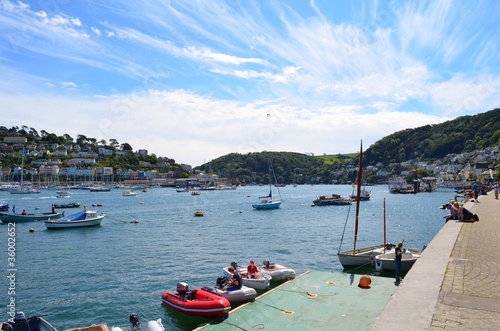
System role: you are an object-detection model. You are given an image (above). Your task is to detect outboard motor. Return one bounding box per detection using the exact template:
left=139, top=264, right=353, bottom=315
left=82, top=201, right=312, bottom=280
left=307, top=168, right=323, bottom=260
left=230, top=262, right=238, bottom=269
left=263, top=260, right=274, bottom=268
left=177, top=282, right=189, bottom=296
left=216, top=276, right=227, bottom=288
left=129, top=314, right=140, bottom=328
left=14, top=312, right=27, bottom=325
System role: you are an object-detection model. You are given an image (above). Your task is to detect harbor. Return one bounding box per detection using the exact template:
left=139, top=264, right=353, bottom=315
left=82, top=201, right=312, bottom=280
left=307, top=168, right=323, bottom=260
left=1, top=185, right=497, bottom=330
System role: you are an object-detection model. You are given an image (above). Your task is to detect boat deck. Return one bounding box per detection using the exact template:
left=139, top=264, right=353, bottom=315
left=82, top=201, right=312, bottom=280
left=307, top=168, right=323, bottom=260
left=195, top=270, right=397, bottom=330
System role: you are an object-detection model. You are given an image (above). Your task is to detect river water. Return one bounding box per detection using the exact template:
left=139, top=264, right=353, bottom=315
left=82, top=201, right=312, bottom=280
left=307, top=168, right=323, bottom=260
left=0, top=185, right=456, bottom=330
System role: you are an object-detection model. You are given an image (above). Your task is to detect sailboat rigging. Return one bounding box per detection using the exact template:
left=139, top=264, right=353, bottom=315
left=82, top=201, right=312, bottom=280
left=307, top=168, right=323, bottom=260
left=9, top=148, right=40, bottom=194
left=337, top=140, right=390, bottom=268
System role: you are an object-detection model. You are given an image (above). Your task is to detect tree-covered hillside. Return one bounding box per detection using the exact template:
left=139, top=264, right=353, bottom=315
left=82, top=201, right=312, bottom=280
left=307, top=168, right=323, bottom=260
left=195, top=151, right=325, bottom=185
left=364, top=108, right=500, bottom=166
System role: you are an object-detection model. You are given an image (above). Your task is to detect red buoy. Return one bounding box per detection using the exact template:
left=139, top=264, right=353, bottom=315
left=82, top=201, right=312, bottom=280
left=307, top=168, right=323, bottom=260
left=359, top=275, right=371, bottom=288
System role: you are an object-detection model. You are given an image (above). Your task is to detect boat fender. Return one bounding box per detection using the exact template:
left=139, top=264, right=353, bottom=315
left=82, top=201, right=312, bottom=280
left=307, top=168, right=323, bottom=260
left=374, top=258, right=383, bottom=271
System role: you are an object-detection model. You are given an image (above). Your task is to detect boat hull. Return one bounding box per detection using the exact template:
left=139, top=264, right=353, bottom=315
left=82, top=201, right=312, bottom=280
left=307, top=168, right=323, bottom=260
left=161, top=288, right=231, bottom=317
left=252, top=201, right=282, bottom=209
left=337, top=244, right=390, bottom=268
left=44, top=210, right=105, bottom=229
left=0, top=211, right=64, bottom=223
left=260, top=264, right=296, bottom=281
left=374, top=251, right=421, bottom=272
left=222, top=268, right=271, bottom=290
left=44, top=218, right=104, bottom=228
left=201, top=285, right=256, bottom=303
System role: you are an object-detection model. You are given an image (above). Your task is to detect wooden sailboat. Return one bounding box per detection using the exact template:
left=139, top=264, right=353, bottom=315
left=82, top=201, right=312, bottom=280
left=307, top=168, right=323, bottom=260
left=337, top=141, right=390, bottom=268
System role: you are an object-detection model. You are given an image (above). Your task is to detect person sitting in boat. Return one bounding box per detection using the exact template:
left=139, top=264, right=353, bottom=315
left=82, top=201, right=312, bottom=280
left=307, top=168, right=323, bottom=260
left=21, top=210, right=27, bottom=215
left=224, top=265, right=242, bottom=291
left=247, top=259, right=260, bottom=279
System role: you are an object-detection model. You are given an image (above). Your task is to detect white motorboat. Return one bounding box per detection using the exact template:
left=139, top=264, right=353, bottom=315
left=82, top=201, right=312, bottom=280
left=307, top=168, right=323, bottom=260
left=374, top=249, right=422, bottom=272
left=65, top=314, right=164, bottom=331
left=201, top=276, right=257, bottom=303
left=111, top=314, right=164, bottom=331
left=222, top=264, right=271, bottom=290
left=44, top=209, right=105, bottom=229
left=260, top=260, right=296, bottom=281
left=122, top=189, right=137, bottom=196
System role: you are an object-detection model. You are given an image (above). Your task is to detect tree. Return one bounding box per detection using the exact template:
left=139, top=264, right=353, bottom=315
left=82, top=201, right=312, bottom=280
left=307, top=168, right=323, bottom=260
left=121, top=143, right=133, bottom=151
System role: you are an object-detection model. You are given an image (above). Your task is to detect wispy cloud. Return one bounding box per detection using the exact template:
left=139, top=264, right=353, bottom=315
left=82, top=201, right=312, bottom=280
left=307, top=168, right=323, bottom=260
left=0, top=0, right=499, bottom=165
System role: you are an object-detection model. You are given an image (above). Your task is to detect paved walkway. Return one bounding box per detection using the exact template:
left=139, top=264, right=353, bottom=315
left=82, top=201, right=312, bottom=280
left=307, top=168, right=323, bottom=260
left=430, top=191, right=500, bottom=330
left=370, top=190, right=500, bottom=331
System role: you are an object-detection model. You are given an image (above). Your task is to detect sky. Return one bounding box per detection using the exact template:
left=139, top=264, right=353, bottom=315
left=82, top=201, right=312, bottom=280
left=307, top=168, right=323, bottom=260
left=1, top=0, right=499, bottom=166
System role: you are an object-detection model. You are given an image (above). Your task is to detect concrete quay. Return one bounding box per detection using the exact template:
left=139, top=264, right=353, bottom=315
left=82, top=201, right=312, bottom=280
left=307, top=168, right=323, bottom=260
left=370, top=190, right=500, bottom=330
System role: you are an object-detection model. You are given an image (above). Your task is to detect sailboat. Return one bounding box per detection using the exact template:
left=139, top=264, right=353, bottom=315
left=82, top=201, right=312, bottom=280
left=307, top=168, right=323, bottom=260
left=337, top=141, right=390, bottom=268
left=9, top=148, right=40, bottom=194
left=252, top=160, right=282, bottom=210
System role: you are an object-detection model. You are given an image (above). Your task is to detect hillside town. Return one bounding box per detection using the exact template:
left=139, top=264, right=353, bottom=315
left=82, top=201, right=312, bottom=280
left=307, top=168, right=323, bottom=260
left=0, top=135, right=498, bottom=189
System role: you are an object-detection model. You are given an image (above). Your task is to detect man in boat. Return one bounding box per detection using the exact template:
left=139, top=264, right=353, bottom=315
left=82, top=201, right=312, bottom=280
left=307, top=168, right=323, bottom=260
left=224, top=266, right=242, bottom=291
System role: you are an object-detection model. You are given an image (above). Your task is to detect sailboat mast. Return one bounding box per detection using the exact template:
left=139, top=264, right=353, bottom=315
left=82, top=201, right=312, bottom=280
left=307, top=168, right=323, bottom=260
left=353, top=140, right=363, bottom=253
left=383, top=197, right=387, bottom=252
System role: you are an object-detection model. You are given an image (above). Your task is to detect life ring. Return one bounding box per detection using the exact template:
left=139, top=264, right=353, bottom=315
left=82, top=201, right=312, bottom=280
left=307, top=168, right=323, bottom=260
left=374, top=258, right=383, bottom=271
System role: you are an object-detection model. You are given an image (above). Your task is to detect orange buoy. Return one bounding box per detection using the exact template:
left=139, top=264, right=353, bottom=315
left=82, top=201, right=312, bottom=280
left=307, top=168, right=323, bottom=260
left=140, top=202, right=144, bottom=204
left=358, top=275, right=371, bottom=288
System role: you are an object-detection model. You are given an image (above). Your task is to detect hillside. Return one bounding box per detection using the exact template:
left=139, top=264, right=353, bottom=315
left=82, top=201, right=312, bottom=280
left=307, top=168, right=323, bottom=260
left=364, top=108, right=500, bottom=166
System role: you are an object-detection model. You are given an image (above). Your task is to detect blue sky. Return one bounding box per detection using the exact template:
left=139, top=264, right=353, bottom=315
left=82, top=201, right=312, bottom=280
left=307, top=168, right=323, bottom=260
left=1, top=0, right=499, bottom=166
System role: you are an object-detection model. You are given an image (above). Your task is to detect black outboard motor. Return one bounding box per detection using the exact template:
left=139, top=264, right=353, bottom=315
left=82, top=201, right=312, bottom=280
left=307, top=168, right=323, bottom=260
left=177, top=282, right=189, bottom=296
left=14, top=312, right=27, bottom=325
left=216, top=276, right=227, bottom=288
left=129, top=314, right=140, bottom=328
left=263, top=260, right=274, bottom=268
left=230, top=262, right=238, bottom=269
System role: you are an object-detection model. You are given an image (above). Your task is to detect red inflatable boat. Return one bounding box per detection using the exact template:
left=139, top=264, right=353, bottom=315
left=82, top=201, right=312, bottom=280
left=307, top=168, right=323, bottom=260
left=161, top=282, right=231, bottom=317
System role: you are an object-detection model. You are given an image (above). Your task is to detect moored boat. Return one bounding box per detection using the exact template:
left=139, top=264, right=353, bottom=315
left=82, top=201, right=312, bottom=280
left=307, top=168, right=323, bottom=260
left=337, top=141, right=391, bottom=268
left=53, top=202, right=82, bottom=209
left=44, top=209, right=105, bottom=229
left=122, top=189, right=137, bottom=196
left=374, top=249, right=421, bottom=272
left=1, top=312, right=57, bottom=331
left=260, top=260, right=296, bottom=281
left=201, top=276, right=257, bottom=303
left=161, top=282, right=231, bottom=317
left=222, top=263, right=271, bottom=290
left=0, top=211, right=65, bottom=223
left=65, top=314, right=165, bottom=331
left=312, top=194, right=352, bottom=206
left=0, top=200, right=9, bottom=211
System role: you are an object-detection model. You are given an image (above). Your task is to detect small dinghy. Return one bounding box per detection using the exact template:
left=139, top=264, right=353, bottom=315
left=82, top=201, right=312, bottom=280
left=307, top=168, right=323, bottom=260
left=1, top=312, right=57, bottom=331
left=260, top=260, right=296, bottom=281
left=65, top=314, right=164, bottom=331
left=161, top=282, right=231, bottom=317
left=200, top=276, right=256, bottom=303
left=222, top=262, right=271, bottom=290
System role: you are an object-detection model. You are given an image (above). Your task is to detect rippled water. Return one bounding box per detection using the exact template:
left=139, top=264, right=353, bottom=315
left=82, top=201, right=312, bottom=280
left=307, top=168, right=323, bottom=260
left=0, top=185, right=455, bottom=330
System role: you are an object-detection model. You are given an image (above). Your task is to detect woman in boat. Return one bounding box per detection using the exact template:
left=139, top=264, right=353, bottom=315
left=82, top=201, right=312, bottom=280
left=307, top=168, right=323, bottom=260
left=394, top=242, right=406, bottom=282
left=247, top=260, right=260, bottom=279
left=224, top=266, right=242, bottom=291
